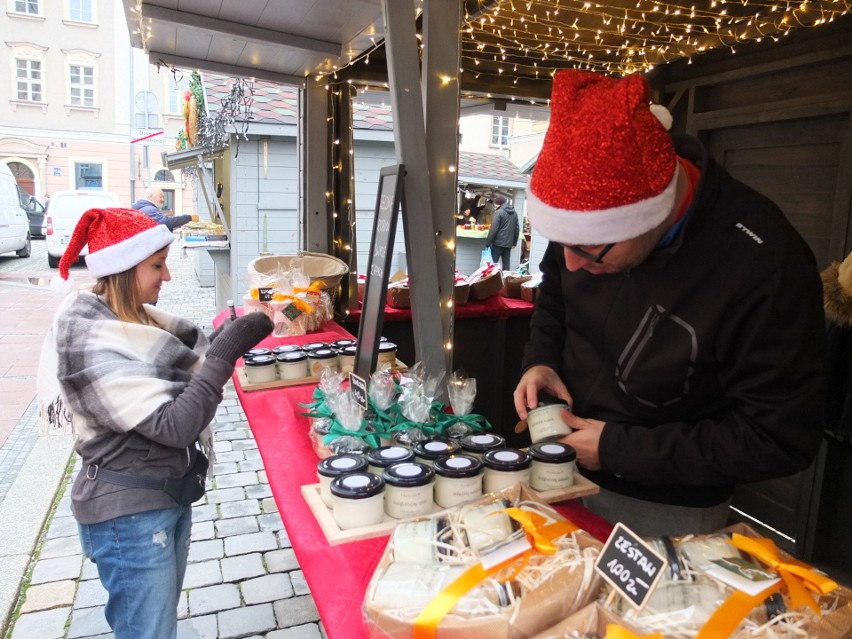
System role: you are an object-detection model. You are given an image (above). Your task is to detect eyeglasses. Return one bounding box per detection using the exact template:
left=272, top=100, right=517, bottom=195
left=561, top=243, right=616, bottom=264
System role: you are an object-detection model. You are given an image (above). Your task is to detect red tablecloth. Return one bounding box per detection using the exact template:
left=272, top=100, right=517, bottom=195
left=215, top=310, right=612, bottom=639
left=345, top=294, right=534, bottom=323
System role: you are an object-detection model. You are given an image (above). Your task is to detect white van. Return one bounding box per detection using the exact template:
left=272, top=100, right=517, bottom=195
left=46, top=190, right=121, bottom=268
left=0, top=163, right=31, bottom=258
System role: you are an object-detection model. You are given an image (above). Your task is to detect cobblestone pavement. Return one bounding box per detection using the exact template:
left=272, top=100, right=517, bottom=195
left=0, top=238, right=325, bottom=639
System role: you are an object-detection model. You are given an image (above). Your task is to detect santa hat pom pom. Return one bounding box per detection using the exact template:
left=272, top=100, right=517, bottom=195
left=50, top=274, right=75, bottom=295
left=649, top=103, right=673, bottom=131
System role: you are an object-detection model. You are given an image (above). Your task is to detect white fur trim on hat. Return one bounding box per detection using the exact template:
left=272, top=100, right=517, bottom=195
left=527, top=168, right=679, bottom=246
left=85, top=225, right=174, bottom=277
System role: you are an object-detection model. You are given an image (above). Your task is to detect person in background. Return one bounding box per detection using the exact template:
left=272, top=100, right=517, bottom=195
left=485, top=194, right=520, bottom=270
left=513, top=69, right=826, bottom=537
left=132, top=186, right=196, bottom=231
left=40, top=208, right=272, bottom=638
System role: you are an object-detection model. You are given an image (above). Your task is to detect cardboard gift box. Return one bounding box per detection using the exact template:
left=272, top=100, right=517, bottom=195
left=468, top=270, right=504, bottom=301
left=453, top=282, right=470, bottom=305
left=501, top=273, right=532, bottom=298
left=520, top=276, right=543, bottom=303
left=386, top=283, right=411, bottom=308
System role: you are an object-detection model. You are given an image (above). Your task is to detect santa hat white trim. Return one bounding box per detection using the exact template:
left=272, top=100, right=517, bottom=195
left=85, top=225, right=174, bottom=277
left=527, top=168, right=679, bottom=246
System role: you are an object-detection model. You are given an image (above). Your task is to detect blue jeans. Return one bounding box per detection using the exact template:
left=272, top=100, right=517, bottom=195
left=78, top=506, right=192, bottom=639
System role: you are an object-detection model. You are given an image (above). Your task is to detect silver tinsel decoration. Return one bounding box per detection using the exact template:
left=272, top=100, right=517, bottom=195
left=196, top=78, right=255, bottom=158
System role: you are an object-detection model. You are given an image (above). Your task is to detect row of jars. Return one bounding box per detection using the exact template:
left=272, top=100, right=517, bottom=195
left=243, top=338, right=398, bottom=383
left=317, top=432, right=577, bottom=530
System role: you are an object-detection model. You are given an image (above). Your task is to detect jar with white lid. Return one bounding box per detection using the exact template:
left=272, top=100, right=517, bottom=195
left=413, top=438, right=460, bottom=466
left=432, top=454, right=483, bottom=508
left=243, top=355, right=278, bottom=384
left=527, top=442, right=576, bottom=492
left=337, top=345, right=357, bottom=374
left=459, top=433, right=506, bottom=459
left=526, top=403, right=572, bottom=443
left=331, top=339, right=356, bottom=350
left=330, top=472, right=386, bottom=530
left=243, top=347, right=272, bottom=361
left=276, top=351, right=308, bottom=380
left=302, top=341, right=330, bottom=353
left=482, top=448, right=532, bottom=493
left=317, top=454, right=370, bottom=507
left=307, top=348, right=338, bottom=376
left=366, top=445, right=415, bottom=474
left=271, top=344, right=302, bottom=356
left=382, top=462, right=435, bottom=519
left=377, top=341, right=398, bottom=369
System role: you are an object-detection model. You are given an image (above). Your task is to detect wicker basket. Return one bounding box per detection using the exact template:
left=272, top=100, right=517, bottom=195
left=247, top=252, right=349, bottom=303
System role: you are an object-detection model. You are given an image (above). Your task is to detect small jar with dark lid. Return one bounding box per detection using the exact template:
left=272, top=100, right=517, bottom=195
left=277, top=350, right=308, bottom=380
left=382, top=462, right=435, bottom=519
left=338, top=345, right=358, bottom=374
left=413, top=438, right=460, bottom=466
left=482, top=448, right=532, bottom=493
left=243, top=347, right=272, bottom=361
left=459, top=433, right=506, bottom=459
left=317, top=454, right=369, bottom=507
left=243, top=354, right=277, bottom=384
left=366, top=445, right=415, bottom=474
left=527, top=442, right=577, bottom=492
left=433, top=454, right=483, bottom=508
left=307, top=348, right=338, bottom=376
left=330, top=472, right=386, bottom=530
left=377, top=341, right=398, bottom=369
left=271, top=344, right=302, bottom=357
left=331, top=339, right=356, bottom=350
left=302, top=341, right=330, bottom=352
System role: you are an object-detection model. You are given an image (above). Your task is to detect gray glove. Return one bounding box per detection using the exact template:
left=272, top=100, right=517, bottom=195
left=207, top=318, right=231, bottom=343
left=206, top=312, right=273, bottom=367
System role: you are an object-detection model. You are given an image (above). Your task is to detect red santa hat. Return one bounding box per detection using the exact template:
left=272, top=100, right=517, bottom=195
left=527, top=70, right=678, bottom=245
left=58, top=208, right=174, bottom=280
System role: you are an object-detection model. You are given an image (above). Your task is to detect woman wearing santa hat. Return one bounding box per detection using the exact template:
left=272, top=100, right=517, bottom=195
left=39, top=208, right=272, bottom=639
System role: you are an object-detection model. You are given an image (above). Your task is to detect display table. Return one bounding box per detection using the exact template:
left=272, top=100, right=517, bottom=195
left=214, top=310, right=614, bottom=639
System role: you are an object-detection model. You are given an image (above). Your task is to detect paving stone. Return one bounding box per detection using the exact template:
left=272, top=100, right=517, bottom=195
left=214, top=414, right=244, bottom=425
left=214, top=450, right=246, bottom=463
left=245, top=484, right=273, bottom=499
left=30, top=554, right=84, bottom=584
left=219, top=499, right=261, bottom=519
left=188, top=583, right=241, bottom=616
left=39, top=535, right=83, bottom=559
left=191, top=519, right=216, bottom=541
left=231, top=439, right=258, bottom=451
left=242, top=573, right=294, bottom=605
left=290, top=570, right=311, bottom=596
left=212, top=461, right=239, bottom=475
left=192, top=503, right=219, bottom=522
left=218, top=603, right=277, bottom=639
left=213, top=440, right=234, bottom=453
left=178, top=590, right=188, bottom=619
left=215, top=515, right=260, bottom=537
left=10, top=607, right=71, bottom=639
left=238, top=457, right=266, bottom=472
left=45, top=515, right=78, bottom=540
left=258, top=470, right=268, bottom=484
left=215, top=471, right=259, bottom=489
left=19, top=579, right=75, bottom=613
left=272, top=594, right=321, bottom=628
left=258, top=512, right=284, bottom=532
left=80, top=559, right=99, bottom=580
left=53, top=497, right=73, bottom=518
left=265, top=548, right=299, bottom=573
left=261, top=497, right=279, bottom=513
left=266, top=624, right=323, bottom=639
left=67, top=604, right=113, bottom=638
left=187, top=539, right=224, bottom=563
left=220, top=552, right=266, bottom=582
left=243, top=449, right=262, bottom=460
left=177, top=613, right=218, bottom=639
left=206, top=487, right=246, bottom=504
left=276, top=529, right=293, bottom=549
left=225, top=531, right=278, bottom=557
left=73, top=577, right=108, bottom=609
left=183, top=559, right=223, bottom=589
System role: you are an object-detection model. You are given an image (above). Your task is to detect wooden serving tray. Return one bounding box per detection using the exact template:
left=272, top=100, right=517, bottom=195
left=301, top=473, right=600, bottom=546
left=235, top=359, right=408, bottom=392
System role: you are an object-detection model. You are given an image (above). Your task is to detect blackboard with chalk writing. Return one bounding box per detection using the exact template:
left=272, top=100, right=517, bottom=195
left=595, top=522, right=667, bottom=609
left=355, top=165, right=405, bottom=380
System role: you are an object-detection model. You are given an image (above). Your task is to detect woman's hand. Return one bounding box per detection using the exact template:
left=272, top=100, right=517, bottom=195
left=513, top=365, right=573, bottom=420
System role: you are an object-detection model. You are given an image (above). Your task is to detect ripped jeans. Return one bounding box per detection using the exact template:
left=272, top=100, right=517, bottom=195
left=78, top=506, right=192, bottom=639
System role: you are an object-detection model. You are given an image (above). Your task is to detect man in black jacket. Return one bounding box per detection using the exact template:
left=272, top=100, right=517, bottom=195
left=485, top=194, right=520, bottom=270
left=513, top=69, right=826, bottom=536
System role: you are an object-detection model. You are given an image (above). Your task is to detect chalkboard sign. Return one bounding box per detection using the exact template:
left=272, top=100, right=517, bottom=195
left=355, top=165, right=405, bottom=380
left=349, top=372, right=368, bottom=411
left=594, top=523, right=667, bottom=609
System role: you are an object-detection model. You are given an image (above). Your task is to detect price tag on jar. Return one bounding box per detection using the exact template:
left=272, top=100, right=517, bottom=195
left=595, top=523, right=667, bottom=609
left=349, top=372, right=368, bottom=411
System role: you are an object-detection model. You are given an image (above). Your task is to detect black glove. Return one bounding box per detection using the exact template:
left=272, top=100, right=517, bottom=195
left=206, top=312, right=273, bottom=367
left=207, top=318, right=231, bottom=343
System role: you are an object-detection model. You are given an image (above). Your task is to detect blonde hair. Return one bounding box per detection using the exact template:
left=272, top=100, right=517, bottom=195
left=92, top=267, right=149, bottom=325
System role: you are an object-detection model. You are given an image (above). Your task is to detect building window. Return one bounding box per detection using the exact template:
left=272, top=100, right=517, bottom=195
left=154, top=169, right=175, bottom=182
left=69, top=65, right=94, bottom=106
left=167, top=73, right=188, bottom=114
left=14, top=0, right=39, bottom=15
left=68, top=0, right=93, bottom=22
left=16, top=59, right=42, bottom=102
left=75, top=162, right=102, bottom=189
left=134, top=91, right=159, bottom=128
left=491, top=116, right=509, bottom=148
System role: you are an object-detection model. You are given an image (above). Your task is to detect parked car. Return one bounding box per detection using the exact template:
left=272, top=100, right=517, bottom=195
left=17, top=186, right=46, bottom=237
left=45, top=190, right=121, bottom=268
left=0, top=164, right=31, bottom=258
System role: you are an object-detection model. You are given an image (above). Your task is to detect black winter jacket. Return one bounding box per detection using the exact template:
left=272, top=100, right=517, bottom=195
left=486, top=204, right=520, bottom=249
left=522, top=135, right=826, bottom=507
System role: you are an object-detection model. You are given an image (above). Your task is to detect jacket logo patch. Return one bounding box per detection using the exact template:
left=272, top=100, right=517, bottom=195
left=735, top=223, right=764, bottom=245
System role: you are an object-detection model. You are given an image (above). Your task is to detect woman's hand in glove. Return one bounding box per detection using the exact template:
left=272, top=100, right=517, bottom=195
left=206, top=312, right=273, bottom=367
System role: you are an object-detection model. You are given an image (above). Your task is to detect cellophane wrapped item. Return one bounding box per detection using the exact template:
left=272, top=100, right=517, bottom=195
left=531, top=602, right=642, bottom=639
left=440, top=369, right=490, bottom=438
left=599, top=523, right=852, bottom=638
left=363, top=485, right=605, bottom=639
left=304, top=369, right=370, bottom=458
left=391, top=363, right=447, bottom=445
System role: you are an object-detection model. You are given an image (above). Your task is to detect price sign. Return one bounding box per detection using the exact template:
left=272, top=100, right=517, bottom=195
left=355, top=165, right=404, bottom=380
left=349, top=372, right=368, bottom=411
left=594, top=523, right=667, bottom=609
